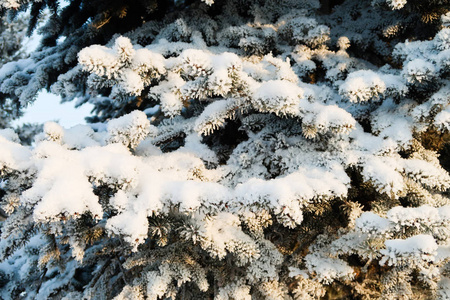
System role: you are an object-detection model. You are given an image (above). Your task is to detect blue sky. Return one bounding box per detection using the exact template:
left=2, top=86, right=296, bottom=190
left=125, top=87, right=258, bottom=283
left=13, top=91, right=94, bottom=128
left=11, top=8, right=94, bottom=129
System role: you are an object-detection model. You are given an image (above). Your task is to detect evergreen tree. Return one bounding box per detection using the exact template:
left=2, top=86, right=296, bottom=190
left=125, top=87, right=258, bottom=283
left=0, top=11, right=28, bottom=128
left=0, top=0, right=449, bottom=299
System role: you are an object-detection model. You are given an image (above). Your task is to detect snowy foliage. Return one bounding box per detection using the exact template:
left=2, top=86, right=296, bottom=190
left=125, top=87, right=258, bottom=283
left=0, top=0, right=449, bottom=299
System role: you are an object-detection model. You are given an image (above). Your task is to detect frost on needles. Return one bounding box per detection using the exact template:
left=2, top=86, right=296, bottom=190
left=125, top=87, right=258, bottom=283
left=0, top=0, right=449, bottom=299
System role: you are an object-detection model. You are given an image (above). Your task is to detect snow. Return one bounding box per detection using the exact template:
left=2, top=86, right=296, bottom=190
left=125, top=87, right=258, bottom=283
left=107, top=110, right=155, bottom=149
left=337, top=36, right=351, bottom=50
left=402, top=159, right=450, bottom=191
left=143, top=105, right=161, bottom=116
left=199, top=213, right=259, bottom=263
left=387, top=205, right=440, bottom=228
left=79, top=36, right=167, bottom=98
left=434, top=28, right=450, bottom=51
left=0, top=58, right=33, bottom=81
left=0, top=128, right=19, bottom=142
left=339, top=70, right=386, bottom=102
left=303, top=253, right=354, bottom=284
left=434, top=107, right=450, bottom=131
left=380, top=235, right=438, bottom=266
left=120, top=69, right=145, bottom=96
left=35, top=260, right=78, bottom=299
left=1, top=106, right=360, bottom=250
left=194, top=99, right=232, bottom=135
left=0, top=0, right=21, bottom=9
left=179, top=133, right=218, bottom=164
left=211, top=52, right=241, bottom=71
left=301, top=102, right=356, bottom=135
left=355, top=212, right=392, bottom=234
left=113, top=285, right=144, bottom=300
left=438, top=205, right=450, bottom=220
left=160, top=92, right=183, bottom=117
left=370, top=99, right=414, bottom=147
left=168, top=180, right=229, bottom=211
left=0, top=135, right=32, bottom=171
left=132, top=49, right=165, bottom=75
left=436, top=245, right=450, bottom=263
left=1, top=2, right=450, bottom=298
left=82, top=143, right=140, bottom=190
left=63, top=125, right=100, bottom=149
left=21, top=142, right=103, bottom=221
left=438, top=277, right=450, bottom=299
left=180, top=49, right=213, bottom=74
left=207, top=69, right=232, bottom=96
left=403, top=59, right=436, bottom=83
left=78, top=45, right=119, bottom=78
left=234, top=166, right=349, bottom=227
left=387, top=0, right=407, bottom=10
left=361, top=156, right=405, bottom=197
left=107, top=210, right=149, bottom=248
left=150, top=72, right=184, bottom=117
left=252, top=80, right=303, bottom=116
left=259, top=54, right=299, bottom=83
left=114, top=36, right=136, bottom=63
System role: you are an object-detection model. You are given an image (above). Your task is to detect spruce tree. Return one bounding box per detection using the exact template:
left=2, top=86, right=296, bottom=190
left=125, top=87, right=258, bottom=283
left=0, top=11, right=28, bottom=128
left=0, top=0, right=449, bottom=299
